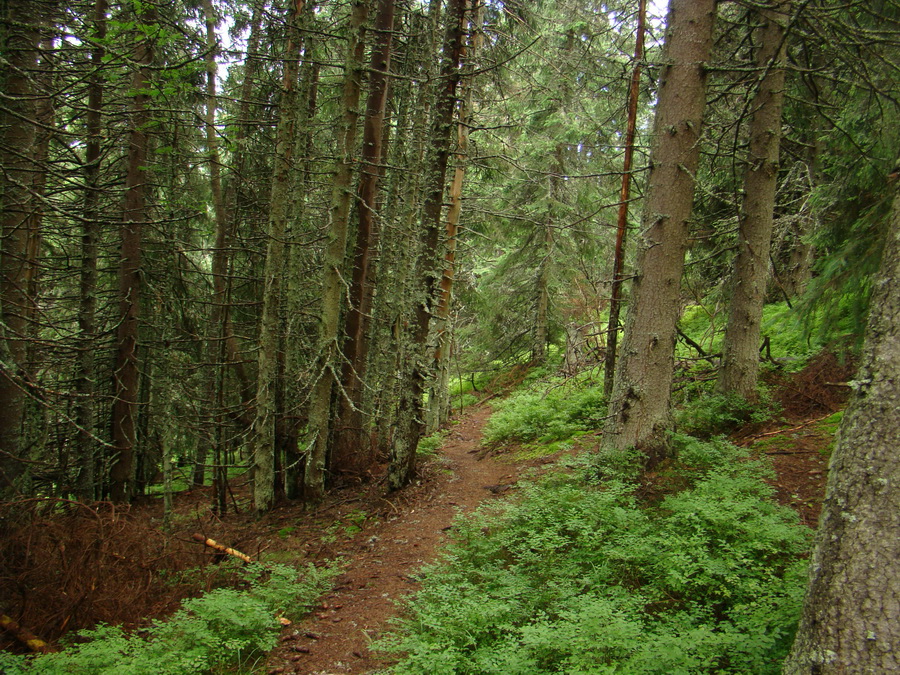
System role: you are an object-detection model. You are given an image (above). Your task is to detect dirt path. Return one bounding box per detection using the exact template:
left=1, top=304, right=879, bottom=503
left=267, top=405, right=517, bottom=675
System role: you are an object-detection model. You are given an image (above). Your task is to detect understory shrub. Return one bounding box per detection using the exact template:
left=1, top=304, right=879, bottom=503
left=380, top=440, right=811, bottom=674
left=675, top=391, right=779, bottom=438
left=0, top=563, right=334, bottom=675
left=482, top=377, right=607, bottom=446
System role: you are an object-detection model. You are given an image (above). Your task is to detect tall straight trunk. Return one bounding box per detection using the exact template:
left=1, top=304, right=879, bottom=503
left=389, top=0, right=468, bottom=491
left=208, top=0, right=253, bottom=406
left=531, top=145, right=564, bottom=367
left=0, top=0, right=40, bottom=495
left=282, top=53, right=320, bottom=500
left=783, top=183, right=900, bottom=675
left=332, top=0, right=396, bottom=477
left=604, top=0, right=646, bottom=396
left=600, top=0, right=715, bottom=464
left=75, top=0, right=107, bottom=501
left=304, top=0, right=370, bottom=501
left=253, top=0, right=308, bottom=513
left=368, top=1, right=437, bottom=459
left=19, top=29, right=55, bottom=466
left=717, top=0, right=790, bottom=401
left=427, top=0, right=483, bottom=433
left=109, top=16, right=153, bottom=503
left=194, top=0, right=263, bottom=489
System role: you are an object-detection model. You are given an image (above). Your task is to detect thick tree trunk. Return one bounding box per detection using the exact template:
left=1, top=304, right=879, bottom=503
left=253, top=0, right=308, bottom=513
left=0, top=0, right=40, bottom=496
left=783, top=182, right=900, bottom=674
left=717, top=1, right=790, bottom=401
left=332, top=0, right=395, bottom=477
left=389, top=0, right=468, bottom=491
left=303, top=0, right=369, bottom=502
left=600, top=0, right=715, bottom=464
left=109, top=20, right=153, bottom=503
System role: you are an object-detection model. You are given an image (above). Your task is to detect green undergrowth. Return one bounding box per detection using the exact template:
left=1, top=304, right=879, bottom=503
left=675, top=390, right=780, bottom=438
left=379, top=436, right=811, bottom=674
left=678, top=301, right=846, bottom=371
left=482, top=372, right=607, bottom=447
left=0, top=563, right=335, bottom=675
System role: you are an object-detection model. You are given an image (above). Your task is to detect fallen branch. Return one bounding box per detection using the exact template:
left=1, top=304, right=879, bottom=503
left=191, top=533, right=252, bottom=564
left=749, top=412, right=837, bottom=441
left=0, top=613, right=53, bottom=653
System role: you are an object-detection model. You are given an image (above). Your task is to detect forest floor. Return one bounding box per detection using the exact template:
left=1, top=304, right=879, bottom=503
left=0, top=354, right=853, bottom=672
left=263, top=404, right=535, bottom=675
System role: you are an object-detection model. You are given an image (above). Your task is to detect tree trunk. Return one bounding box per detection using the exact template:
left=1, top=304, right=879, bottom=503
left=74, top=0, right=107, bottom=501
left=0, top=0, right=40, bottom=496
left=303, top=0, right=370, bottom=502
left=604, top=0, right=647, bottom=396
left=109, top=15, right=153, bottom=503
left=253, top=0, right=308, bottom=513
left=600, top=0, right=716, bottom=465
left=717, top=0, right=790, bottom=402
left=332, top=0, right=396, bottom=477
left=389, top=0, right=468, bottom=491
left=426, top=0, right=483, bottom=433
left=783, top=179, right=900, bottom=675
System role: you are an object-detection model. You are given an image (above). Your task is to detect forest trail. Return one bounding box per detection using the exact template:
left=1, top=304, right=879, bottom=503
left=267, top=404, right=518, bottom=675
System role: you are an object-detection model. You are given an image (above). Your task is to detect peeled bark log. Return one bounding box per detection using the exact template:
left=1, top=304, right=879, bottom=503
left=191, top=533, right=253, bottom=564
left=0, top=613, right=52, bottom=653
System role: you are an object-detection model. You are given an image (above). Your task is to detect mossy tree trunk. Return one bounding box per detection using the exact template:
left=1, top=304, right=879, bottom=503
left=304, top=0, right=370, bottom=502
left=253, top=0, right=308, bottom=513
left=389, top=0, right=468, bottom=491
left=783, top=177, right=900, bottom=675
left=600, top=0, right=716, bottom=465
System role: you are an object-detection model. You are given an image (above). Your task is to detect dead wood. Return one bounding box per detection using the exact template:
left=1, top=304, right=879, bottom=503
left=191, top=533, right=252, bottom=563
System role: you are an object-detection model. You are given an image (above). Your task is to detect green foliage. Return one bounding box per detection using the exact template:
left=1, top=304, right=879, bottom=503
left=675, top=391, right=779, bottom=438
left=483, top=377, right=607, bottom=446
left=380, top=441, right=810, bottom=674
left=418, top=429, right=450, bottom=457
left=2, top=564, right=334, bottom=675
left=677, top=302, right=830, bottom=371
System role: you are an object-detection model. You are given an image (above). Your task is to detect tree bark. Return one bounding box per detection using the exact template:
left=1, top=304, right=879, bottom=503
left=75, top=0, right=107, bottom=501
left=253, top=0, right=308, bottom=513
left=717, top=0, right=790, bottom=401
left=109, top=13, right=153, bottom=503
left=783, top=178, right=900, bottom=674
left=426, top=0, right=483, bottom=433
left=389, top=0, right=468, bottom=491
left=332, top=0, right=396, bottom=477
left=604, top=0, right=647, bottom=396
left=600, top=0, right=716, bottom=464
left=0, top=0, right=40, bottom=495
left=303, top=0, right=370, bottom=502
